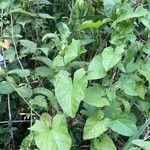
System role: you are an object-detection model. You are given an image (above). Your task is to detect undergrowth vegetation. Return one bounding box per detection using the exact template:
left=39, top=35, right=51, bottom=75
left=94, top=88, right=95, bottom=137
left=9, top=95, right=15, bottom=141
left=0, top=0, right=150, bottom=149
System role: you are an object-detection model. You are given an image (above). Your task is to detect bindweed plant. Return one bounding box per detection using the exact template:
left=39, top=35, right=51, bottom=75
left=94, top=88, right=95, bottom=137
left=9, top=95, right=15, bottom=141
left=0, top=0, right=150, bottom=150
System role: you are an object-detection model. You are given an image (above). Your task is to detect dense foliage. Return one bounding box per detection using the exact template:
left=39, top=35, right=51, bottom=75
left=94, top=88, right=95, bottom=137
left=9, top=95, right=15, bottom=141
left=0, top=0, right=150, bottom=149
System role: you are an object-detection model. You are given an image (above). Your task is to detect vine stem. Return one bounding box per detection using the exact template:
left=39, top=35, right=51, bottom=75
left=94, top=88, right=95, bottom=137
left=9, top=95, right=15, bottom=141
left=10, top=12, right=29, bottom=85
left=7, top=76, right=41, bottom=118
left=10, top=11, right=35, bottom=127
left=1, top=9, right=15, bottom=150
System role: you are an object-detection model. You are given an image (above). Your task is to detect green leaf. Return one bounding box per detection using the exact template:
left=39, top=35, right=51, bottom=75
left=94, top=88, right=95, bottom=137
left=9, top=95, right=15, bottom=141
left=109, top=118, right=137, bottom=136
left=8, top=69, right=30, bottom=78
left=88, top=54, right=107, bottom=80
left=34, top=87, right=54, bottom=98
left=119, top=75, right=138, bottom=96
left=83, top=110, right=110, bottom=139
left=11, top=8, right=37, bottom=17
left=35, top=66, right=52, bottom=77
left=132, top=139, right=150, bottom=150
left=17, top=86, right=32, bottom=98
left=54, top=69, right=87, bottom=117
left=53, top=39, right=85, bottom=66
left=20, top=39, right=37, bottom=54
left=34, top=0, right=51, bottom=5
left=57, top=22, right=70, bottom=40
left=52, top=55, right=65, bottom=67
left=0, top=68, right=6, bottom=76
left=34, top=56, right=53, bottom=68
left=114, top=8, right=148, bottom=24
left=139, top=69, right=150, bottom=89
left=64, top=39, right=85, bottom=65
left=0, top=0, right=11, bottom=9
left=42, top=33, right=58, bottom=41
left=41, top=113, right=52, bottom=128
left=92, top=134, right=116, bottom=150
left=134, top=83, right=145, bottom=100
left=39, top=13, right=54, bottom=19
left=102, top=46, right=124, bottom=72
left=29, top=114, right=71, bottom=150
left=83, top=85, right=110, bottom=107
left=29, top=95, right=48, bottom=110
left=103, top=0, right=120, bottom=17
left=20, top=134, right=33, bottom=150
left=0, top=81, right=14, bottom=94
left=141, top=17, right=150, bottom=31
left=79, top=19, right=111, bottom=30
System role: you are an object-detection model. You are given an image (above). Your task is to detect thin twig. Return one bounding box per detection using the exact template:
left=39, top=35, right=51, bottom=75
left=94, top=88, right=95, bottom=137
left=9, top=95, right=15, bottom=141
left=0, top=120, right=31, bottom=124
left=144, top=129, right=150, bottom=140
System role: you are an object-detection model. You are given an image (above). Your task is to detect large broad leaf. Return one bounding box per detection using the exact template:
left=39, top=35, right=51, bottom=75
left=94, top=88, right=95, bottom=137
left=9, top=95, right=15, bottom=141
left=132, top=139, right=150, bottom=150
left=53, top=39, right=85, bottom=66
left=87, top=54, right=107, bottom=80
left=109, top=118, right=137, bottom=137
left=83, top=110, right=110, bottom=139
left=83, top=85, right=110, bottom=107
left=54, top=69, right=87, bottom=117
left=29, top=114, right=71, bottom=150
left=64, top=39, right=85, bottom=65
left=102, top=46, right=124, bottom=72
left=114, top=8, right=148, bottom=24
left=92, top=134, right=116, bottom=150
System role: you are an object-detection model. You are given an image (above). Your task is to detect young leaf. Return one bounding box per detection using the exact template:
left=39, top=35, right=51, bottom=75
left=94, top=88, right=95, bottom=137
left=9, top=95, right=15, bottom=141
left=92, top=134, right=116, bottom=150
left=17, top=86, right=32, bottom=98
left=34, top=56, right=53, bottom=68
left=34, top=87, right=54, bottom=98
left=35, top=66, right=53, bottom=77
left=139, top=60, right=150, bottom=89
left=102, top=46, right=124, bottom=72
left=39, top=13, right=54, bottom=19
left=20, top=39, right=37, bottom=54
left=79, top=19, right=111, bottom=30
left=0, top=81, right=14, bottom=94
left=54, top=69, right=87, bottom=117
left=83, top=110, right=110, bottom=139
left=88, top=54, right=107, bottom=80
left=103, top=0, right=119, bottom=17
left=83, top=85, right=110, bottom=107
left=8, top=69, right=30, bottom=78
left=29, top=114, right=71, bottom=150
left=29, top=95, right=48, bottom=110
